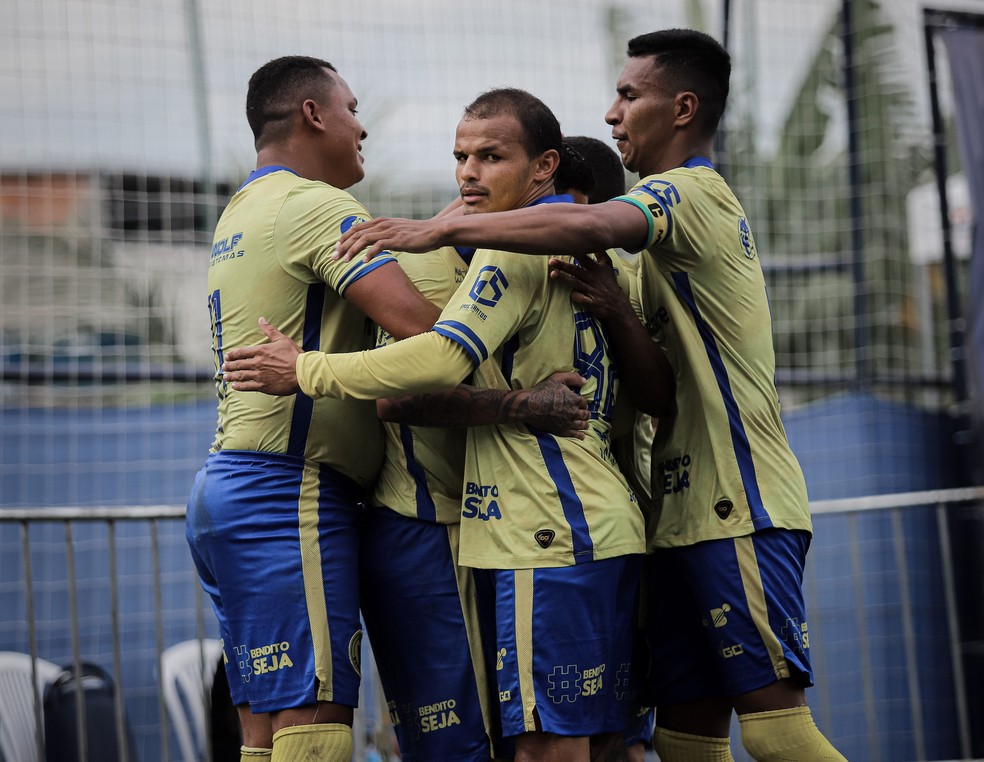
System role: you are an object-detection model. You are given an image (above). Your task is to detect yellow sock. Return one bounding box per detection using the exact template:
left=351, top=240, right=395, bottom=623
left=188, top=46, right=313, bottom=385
left=271, top=723, right=352, bottom=762
left=739, top=706, right=847, bottom=761
left=652, top=726, right=735, bottom=761
left=240, top=746, right=272, bottom=762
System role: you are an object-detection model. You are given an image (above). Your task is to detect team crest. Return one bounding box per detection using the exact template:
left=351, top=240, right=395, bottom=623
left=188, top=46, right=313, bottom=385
left=534, top=529, right=556, bottom=548
left=348, top=629, right=363, bottom=677
left=738, top=217, right=756, bottom=260
left=340, top=215, right=366, bottom=233
left=714, top=499, right=734, bottom=519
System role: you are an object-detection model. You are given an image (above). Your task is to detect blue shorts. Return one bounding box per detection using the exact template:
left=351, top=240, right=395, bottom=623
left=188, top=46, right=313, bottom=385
left=360, top=507, right=499, bottom=762
left=485, top=554, right=643, bottom=738
left=185, top=450, right=364, bottom=713
left=643, top=529, right=814, bottom=706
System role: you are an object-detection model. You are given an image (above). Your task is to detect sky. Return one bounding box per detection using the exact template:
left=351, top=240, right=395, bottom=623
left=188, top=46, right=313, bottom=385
left=1, top=0, right=981, bottom=193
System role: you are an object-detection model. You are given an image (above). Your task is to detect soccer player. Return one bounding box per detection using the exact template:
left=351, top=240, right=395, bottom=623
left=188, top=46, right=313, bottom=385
left=331, top=28, right=847, bottom=762
left=185, top=55, right=448, bottom=762
left=363, top=244, right=592, bottom=762
left=557, top=135, right=628, bottom=204
left=223, top=87, right=664, bottom=762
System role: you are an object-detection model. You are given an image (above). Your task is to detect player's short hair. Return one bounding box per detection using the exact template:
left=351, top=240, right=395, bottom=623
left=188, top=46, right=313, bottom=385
left=246, top=56, right=337, bottom=147
left=463, top=88, right=562, bottom=162
left=554, top=139, right=595, bottom=201
left=561, top=136, right=626, bottom=203
left=627, top=29, right=730, bottom=136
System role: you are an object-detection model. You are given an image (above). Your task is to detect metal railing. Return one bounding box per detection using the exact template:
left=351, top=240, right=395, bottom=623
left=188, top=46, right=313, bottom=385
left=3, top=488, right=984, bottom=761
left=0, top=506, right=384, bottom=762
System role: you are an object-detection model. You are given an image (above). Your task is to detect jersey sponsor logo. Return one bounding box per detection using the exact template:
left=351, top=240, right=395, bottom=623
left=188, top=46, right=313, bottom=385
left=496, top=648, right=507, bottom=671
left=738, top=216, right=757, bottom=259
left=720, top=643, right=745, bottom=659
left=704, top=603, right=732, bottom=629
left=250, top=640, right=294, bottom=676
left=614, top=662, right=632, bottom=701
left=340, top=214, right=366, bottom=233
left=645, top=305, right=671, bottom=336
left=781, top=618, right=810, bottom=653
left=714, top=499, right=734, bottom=519
left=349, top=629, right=363, bottom=677
left=546, top=662, right=608, bottom=704
left=210, top=231, right=244, bottom=265
left=463, top=481, right=502, bottom=521
left=657, top=453, right=692, bottom=495
left=534, top=529, right=555, bottom=548
left=468, top=265, right=509, bottom=307
left=634, top=179, right=682, bottom=208
left=417, top=698, right=461, bottom=734
left=234, top=643, right=252, bottom=683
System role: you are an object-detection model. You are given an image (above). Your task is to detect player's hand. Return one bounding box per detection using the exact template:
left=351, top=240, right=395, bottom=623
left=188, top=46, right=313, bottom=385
left=222, top=318, right=302, bottom=395
left=333, top=217, right=442, bottom=262
left=520, top=371, right=590, bottom=439
left=548, top=251, right=628, bottom=323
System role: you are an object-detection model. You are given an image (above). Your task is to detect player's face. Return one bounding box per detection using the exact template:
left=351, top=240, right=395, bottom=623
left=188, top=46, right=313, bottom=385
left=320, top=71, right=368, bottom=188
left=606, top=55, right=677, bottom=176
left=453, top=113, right=543, bottom=214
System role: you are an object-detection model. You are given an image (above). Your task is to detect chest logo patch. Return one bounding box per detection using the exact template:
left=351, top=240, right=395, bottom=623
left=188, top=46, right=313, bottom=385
left=714, top=500, right=734, bottom=520
left=534, top=529, right=556, bottom=549
left=468, top=265, right=509, bottom=307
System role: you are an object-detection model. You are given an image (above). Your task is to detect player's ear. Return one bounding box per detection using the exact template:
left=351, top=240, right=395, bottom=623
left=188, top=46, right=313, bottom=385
left=675, top=92, right=698, bottom=128
left=534, top=149, right=560, bottom=182
left=301, top=98, right=326, bottom=132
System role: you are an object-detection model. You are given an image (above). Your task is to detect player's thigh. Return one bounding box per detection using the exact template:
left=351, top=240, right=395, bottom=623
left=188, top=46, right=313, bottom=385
left=649, top=531, right=814, bottom=705
left=361, top=508, right=496, bottom=762
left=192, top=451, right=364, bottom=713
left=493, top=555, right=643, bottom=740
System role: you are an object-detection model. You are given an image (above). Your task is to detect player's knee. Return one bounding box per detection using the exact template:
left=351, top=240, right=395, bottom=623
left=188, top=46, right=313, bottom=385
left=739, top=706, right=846, bottom=761
left=651, top=726, right=734, bottom=761
left=270, top=723, right=352, bottom=762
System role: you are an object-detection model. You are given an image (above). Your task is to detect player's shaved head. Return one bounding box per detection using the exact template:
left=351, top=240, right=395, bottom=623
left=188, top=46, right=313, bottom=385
left=246, top=55, right=337, bottom=148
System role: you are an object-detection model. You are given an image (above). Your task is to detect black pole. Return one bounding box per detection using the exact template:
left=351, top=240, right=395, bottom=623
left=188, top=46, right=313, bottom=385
left=923, top=10, right=969, bottom=409
left=841, top=0, right=869, bottom=389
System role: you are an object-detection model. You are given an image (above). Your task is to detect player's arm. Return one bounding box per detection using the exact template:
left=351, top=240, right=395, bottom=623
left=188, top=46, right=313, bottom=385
left=376, top=371, right=590, bottom=439
left=223, top=319, right=474, bottom=399
left=549, top=252, right=674, bottom=417
left=334, top=200, right=650, bottom=262
left=344, top=260, right=440, bottom=340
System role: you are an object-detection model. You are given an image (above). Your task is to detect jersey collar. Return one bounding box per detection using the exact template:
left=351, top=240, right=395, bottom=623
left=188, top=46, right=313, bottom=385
left=527, top=193, right=574, bottom=207
left=682, top=157, right=714, bottom=170
left=238, top=165, right=300, bottom=191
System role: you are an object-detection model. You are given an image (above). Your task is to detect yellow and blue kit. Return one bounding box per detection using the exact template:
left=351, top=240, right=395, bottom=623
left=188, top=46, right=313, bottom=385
left=295, top=194, right=645, bottom=737
left=186, top=166, right=396, bottom=711
left=361, top=246, right=503, bottom=761
left=615, top=158, right=815, bottom=701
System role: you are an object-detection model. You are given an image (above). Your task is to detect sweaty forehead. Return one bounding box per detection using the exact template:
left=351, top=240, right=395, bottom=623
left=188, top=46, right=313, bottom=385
left=454, top=112, right=526, bottom=151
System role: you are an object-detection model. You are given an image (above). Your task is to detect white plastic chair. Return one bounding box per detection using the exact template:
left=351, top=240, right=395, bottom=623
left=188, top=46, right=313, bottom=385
left=0, top=652, right=62, bottom=762
left=160, top=638, right=224, bottom=762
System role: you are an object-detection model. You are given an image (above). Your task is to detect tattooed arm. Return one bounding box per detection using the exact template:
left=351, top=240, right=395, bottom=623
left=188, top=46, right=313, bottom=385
left=376, top=371, right=590, bottom=439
